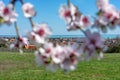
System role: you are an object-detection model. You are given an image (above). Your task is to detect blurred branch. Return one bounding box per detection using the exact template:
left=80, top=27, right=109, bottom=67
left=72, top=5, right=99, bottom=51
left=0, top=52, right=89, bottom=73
left=20, top=0, right=24, bottom=4
left=29, top=17, right=34, bottom=28
left=67, top=0, right=70, bottom=7
left=10, top=0, right=19, bottom=5
left=14, top=22, right=20, bottom=37
left=10, top=0, right=20, bottom=37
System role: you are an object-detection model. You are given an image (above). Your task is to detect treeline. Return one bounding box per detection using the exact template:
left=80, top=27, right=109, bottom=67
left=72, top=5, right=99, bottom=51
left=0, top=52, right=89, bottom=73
left=105, top=37, right=120, bottom=53
left=1, top=37, right=120, bottom=53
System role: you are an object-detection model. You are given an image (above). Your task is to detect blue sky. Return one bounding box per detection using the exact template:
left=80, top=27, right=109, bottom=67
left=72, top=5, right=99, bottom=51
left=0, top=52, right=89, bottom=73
left=0, top=0, right=120, bottom=36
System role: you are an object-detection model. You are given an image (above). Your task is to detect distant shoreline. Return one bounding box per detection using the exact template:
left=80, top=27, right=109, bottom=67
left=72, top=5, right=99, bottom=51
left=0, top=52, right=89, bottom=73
left=0, top=34, right=120, bottom=39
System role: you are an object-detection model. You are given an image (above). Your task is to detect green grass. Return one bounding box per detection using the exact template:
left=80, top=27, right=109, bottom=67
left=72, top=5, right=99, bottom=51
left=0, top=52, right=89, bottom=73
left=0, top=52, right=120, bottom=80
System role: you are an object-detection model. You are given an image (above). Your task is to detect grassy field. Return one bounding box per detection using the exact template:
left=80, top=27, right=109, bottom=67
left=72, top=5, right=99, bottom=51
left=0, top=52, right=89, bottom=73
left=0, top=52, right=120, bottom=80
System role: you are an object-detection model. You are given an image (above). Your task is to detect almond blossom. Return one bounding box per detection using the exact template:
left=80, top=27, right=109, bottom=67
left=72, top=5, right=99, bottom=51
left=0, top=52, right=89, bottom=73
left=59, top=4, right=80, bottom=23
left=27, top=23, right=52, bottom=48
left=94, top=0, right=120, bottom=32
left=81, top=30, right=104, bottom=60
left=59, top=4, right=81, bottom=30
left=0, top=1, right=18, bottom=25
left=59, top=3, right=91, bottom=31
left=78, top=15, right=92, bottom=29
left=27, top=31, right=45, bottom=48
left=34, top=41, right=80, bottom=71
left=96, top=0, right=109, bottom=10
left=60, top=46, right=79, bottom=71
left=52, top=44, right=66, bottom=64
left=22, top=3, right=36, bottom=18
left=93, top=18, right=107, bottom=32
left=38, top=42, right=54, bottom=65
left=10, top=36, right=29, bottom=53
left=33, top=23, right=51, bottom=38
left=98, top=5, right=119, bottom=25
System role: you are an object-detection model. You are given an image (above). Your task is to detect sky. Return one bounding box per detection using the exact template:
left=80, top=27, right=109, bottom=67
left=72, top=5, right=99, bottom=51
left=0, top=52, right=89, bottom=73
left=0, top=0, right=120, bottom=36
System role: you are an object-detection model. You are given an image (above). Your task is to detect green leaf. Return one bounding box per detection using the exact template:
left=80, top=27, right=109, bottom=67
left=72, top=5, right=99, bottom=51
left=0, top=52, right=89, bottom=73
left=0, top=17, right=4, bottom=24
left=96, top=11, right=101, bottom=16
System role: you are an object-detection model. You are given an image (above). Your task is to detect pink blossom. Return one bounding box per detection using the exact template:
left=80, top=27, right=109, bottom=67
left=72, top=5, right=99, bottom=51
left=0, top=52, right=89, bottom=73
left=27, top=23, right=51, bottom=48
left=34, top=43, right=53, bottom=65
left=22, top=3, right=36, bottom=18
left=35, top=50, right=45, bottom=65
left=10, top=36, right=28, bottom=48
left=33, top=23, right=52, bottom=38
left=59, top=4, right=92, bottom=31
left=59, top=5, right=71, bottom=19
left=59, top=4, right=81, bottom=25
left=10, top=36, right=29, bottom=53
left=60, top=46, right=79, bottom=71
left=82, top=30, right=104, bottom=59
left=35, top=50, right=59, bottom=72
left=0, top=1, right=5, bottom=12
left=93, top=18, right=107, bottom=32
left=79, top=15, right=92, bottom=28
left=52, top=45, right=79, bottom=71
left=52, top=45, right=66, bottom=64
left=60, top=58, right=76, bottom=71
left=0, top=2, right=18, bottom=25
left=96, top=0, right=109, bottom=10
left=101, top=6, right=119, bottom=22
left=27, top=31, right=45, bottom=47
left=95, top=1, right=120, bottom=32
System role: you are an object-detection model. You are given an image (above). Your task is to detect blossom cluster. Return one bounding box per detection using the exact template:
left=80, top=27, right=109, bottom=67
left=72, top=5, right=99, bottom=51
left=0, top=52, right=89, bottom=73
left=59, top=3, right=92, bottom=31
left=59, top=1, right=104, bottom=62
left=35, top=42, right=81, bottom=71
left=94, top=0, right=120, bottom=32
